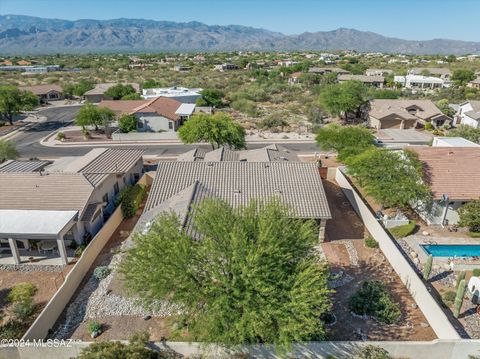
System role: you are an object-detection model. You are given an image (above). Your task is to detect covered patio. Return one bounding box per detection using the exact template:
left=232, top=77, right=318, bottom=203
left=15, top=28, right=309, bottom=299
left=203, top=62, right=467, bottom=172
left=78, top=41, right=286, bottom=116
left=0, top=210, right=78, bottom=266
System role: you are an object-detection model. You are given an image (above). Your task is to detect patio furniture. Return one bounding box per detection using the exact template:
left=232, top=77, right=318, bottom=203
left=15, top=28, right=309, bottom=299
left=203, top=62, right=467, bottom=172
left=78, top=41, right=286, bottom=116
left=39, top=240, right=58, bottom=254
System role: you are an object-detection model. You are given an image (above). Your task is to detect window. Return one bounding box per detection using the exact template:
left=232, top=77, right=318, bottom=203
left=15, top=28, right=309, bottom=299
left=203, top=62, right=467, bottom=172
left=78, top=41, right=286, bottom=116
left=168, top=121, right=173, bottom=130
left=102, top=193, right=109, bottom=207
left=134, top=173, right=140, bottom=182
left=137, top=121, right=144, bottom=129
left=114, top=182, right=120, bottom=195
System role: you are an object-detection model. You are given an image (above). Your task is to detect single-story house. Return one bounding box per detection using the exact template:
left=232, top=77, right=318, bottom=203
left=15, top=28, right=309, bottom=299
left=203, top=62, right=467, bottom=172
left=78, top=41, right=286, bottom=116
left=408, top=68, right=452, bottom=80
left=455, top=101, right=480, bottom=128
left=214, top=63, right=239, bottom=71
left=432, top=137, right=480, bottom=148
left=369, top=99, right=451, bottom=130
left=337, top=74, right=384, bottom=88
left=0, top=148, right=144, bottom=265
left=394, top=75, right=446, bottom=90
left=142, top=86, right=202, bottom=103
left=139, top=161, right=331, bottom=241
left=84, top=83, right=140, bottom=103
left=365, top=69, right=394, bottom=76
left=412, top=147, right=480, bottom=226
left=308, top=67, right=350, bottom=75
left=99, top=96, right=195, bottom=132
left=288, top=72, right=303, bottom=85
left=19, top=84, right=63, bottom=103
left=173, top=65, right=192, bottom=72
left=467, top=77, right=480, bottom=89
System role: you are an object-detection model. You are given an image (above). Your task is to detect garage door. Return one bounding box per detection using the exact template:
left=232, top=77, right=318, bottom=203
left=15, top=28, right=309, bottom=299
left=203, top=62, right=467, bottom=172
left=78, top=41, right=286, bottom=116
left=380, top=119, right=402, bottom=129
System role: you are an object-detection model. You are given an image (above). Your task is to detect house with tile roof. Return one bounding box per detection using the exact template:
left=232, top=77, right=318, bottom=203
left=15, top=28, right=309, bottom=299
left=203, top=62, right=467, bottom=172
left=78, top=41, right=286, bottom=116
left=100, top=96, right=195, bottom=132
left=84, top=83, right=140, bottom=103
left=369, top=99, right=451, bottom=130
left=337, top=74, right=385, bottom=88
left=19, top=84, right=63, bottom=103
left=138, top=160, right=331, bottom=241
left=455, top=101, right=480, bottom=129
left=412, top=147, right=480, bottom=226
left=0, top=148, right=144, bottom=265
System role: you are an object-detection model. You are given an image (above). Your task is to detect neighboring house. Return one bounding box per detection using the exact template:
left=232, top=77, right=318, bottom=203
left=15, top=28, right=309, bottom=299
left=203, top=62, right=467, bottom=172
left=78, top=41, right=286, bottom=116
left=17, top=60, right=31, bottom=66
left=177, top=144, right=299, bottom=162
left=173, top=65, right=192, bottom=72
left=394, top=75, right=446, bottom=90
left=369, top=99, right=451, bottom=129
left=0, top=65, right=60, bottom=73
left=288, top=72, right=303, bottom=85
left=100, top=96, right=195, bottom=132
left=365, top=69, right=393, bottom=76
left=408, top=68, right=452, bottom=80
left=432, top=137, right=480, bottom=148
left=308, top=67, right=349, bottom=75
left=19, top=84, right=63, bottom=103
left=139, top=161, right=331, bottom=241
left=214, top=63, right=239, bottom=71
left=84, top=83, right=140, bottom=103
left=277, top=60, right=301, bottom=67
left=412, top=147, right=480, bottom=226
left=142, top=86, right=202, bottom=103
left=455, top=101, right=480, bottom=128
left=0, top=148, right=144, bottom=265
left=467, top=77, right=480, bottom=89
left=337, top=74, right=384, bottom=88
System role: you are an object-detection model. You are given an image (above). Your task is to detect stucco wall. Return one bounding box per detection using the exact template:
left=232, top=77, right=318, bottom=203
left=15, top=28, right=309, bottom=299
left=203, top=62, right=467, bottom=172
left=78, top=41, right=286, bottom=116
left=334, top=168, right=460, bottom=340
left=136, top=113, right=175, bottom=132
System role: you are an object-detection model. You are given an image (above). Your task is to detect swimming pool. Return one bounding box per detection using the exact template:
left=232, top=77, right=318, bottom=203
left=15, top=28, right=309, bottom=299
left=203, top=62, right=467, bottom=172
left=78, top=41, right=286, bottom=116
left=421, top=244, right=480, bottom=258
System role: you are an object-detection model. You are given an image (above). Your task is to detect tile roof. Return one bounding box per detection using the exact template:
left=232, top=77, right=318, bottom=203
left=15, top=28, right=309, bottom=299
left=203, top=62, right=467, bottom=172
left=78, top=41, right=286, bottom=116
left=177, top=145, right=299, bottom=162
left=338, top=74, right=385, bottom=83
left=130, top=96, right=182, bottom=121
left=464, top=101, right=480, bottom=121
left=84, top=83, right=140, bottom=96
left=370, top=99, right=446, bottom=121
left=19, top=84, right=62, bottom=95
left=409, top=68, right=452, bottom=76
left=413, top=147, right=480, bottom=201
left=98, top=100, right=148, bottom=114
left=0, top=160, right=50, bottom=172
left=144, top=161, right=331, bottom=219
left=177, top=148, right=208, bottom=162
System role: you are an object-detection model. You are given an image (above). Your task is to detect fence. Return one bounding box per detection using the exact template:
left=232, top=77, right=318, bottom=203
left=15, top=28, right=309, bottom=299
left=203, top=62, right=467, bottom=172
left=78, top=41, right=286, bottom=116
left=2, top=339, right=480, bottom=359
left=21, top=205, right=124, bottom=340
left=334, top=168, right=460, bottom=340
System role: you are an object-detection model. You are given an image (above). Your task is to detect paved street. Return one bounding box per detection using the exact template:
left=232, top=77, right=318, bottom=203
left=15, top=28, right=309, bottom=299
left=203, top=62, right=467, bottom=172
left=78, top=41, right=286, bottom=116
left=11, top=106, right=320, bottom=158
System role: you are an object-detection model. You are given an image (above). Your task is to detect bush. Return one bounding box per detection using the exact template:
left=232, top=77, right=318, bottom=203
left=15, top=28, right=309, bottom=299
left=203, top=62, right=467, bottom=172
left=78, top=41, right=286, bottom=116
left=74, top=245, right=86, bottom=258
left=116, top=184, right=147, bottom=218
left=231, top=98, right=258, bottom=117
left=442, top=291, right=456, bottom=306
left=0, top=320, right=25, bottom=340
left=93, top=266, right=111, bottom=281
left=12, top=298, right=35, bottom=319
left=118, top=114, right=137, bottom=133
left=389, top=221, right=416, bottom=239
left=8, top=283, right=37, bottom=303
left=348, top=281, right=401, bottom=324
left=473, top=268, right=480, bottom=277
left=469, top=232, right=480, bottom=238
left=424, top=122, right=434, bottom=131
left=355, top=345, right=392, bottom=359
left=259, top=112, right=289, bottom=130
left=87, top=321, right=102, bottom=335
left=364, top=236, right=379, bottom=248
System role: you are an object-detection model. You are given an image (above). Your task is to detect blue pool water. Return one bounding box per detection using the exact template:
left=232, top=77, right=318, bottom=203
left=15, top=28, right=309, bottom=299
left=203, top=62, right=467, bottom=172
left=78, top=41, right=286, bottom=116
left=422, top=244, right=480, bottom=258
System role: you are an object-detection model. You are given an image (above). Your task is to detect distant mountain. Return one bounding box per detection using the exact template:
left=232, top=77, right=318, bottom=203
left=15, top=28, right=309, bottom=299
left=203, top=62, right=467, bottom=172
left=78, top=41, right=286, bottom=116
left=0, top=15, right=479, bottom=55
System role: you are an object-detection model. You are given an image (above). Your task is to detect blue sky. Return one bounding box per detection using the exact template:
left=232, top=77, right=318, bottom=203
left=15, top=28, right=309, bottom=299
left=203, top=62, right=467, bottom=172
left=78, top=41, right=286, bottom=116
left=1, top=0, right=479, bottom=41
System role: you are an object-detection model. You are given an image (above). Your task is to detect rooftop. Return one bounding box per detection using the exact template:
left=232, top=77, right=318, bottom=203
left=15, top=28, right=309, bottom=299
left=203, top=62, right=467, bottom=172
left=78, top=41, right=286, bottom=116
left=370, top=99, right=446, bottom=121
left=338, top=74, right=384, bottom=83
left=19, top=84, right=62, bottom=95
left=84, top=83, right=140, bottom=96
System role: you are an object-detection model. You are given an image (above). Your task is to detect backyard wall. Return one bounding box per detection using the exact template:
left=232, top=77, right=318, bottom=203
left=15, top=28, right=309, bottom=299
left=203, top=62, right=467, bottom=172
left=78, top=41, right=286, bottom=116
left=111, top=130, right=178, bottom=141
left=21, top=204, right=124, bottom=340
left=2, top=339, right=480, bottom=359
left=334, top=168, right=460, bottom=340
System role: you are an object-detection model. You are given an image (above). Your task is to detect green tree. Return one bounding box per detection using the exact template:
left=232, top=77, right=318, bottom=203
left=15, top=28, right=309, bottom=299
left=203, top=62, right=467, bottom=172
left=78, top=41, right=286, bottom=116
left=452, top=69, right=476, bottom=86
left=319, top=81, right=369, bottom=122
left=104, top=84, right=136, bottom=100
left=0, top=140, right=18, bottom=163
left=347, top=148, right=431, bottom=209
left=121, top=199, right=332, bottom=348
left=423, top=255, right=433, bottom=280
left=122, top=93, right=142, bottom=100
left=315, top=124, right=374, bottom=162
left=448, top=125, right=480, bottom=144
left=355, top=345, right=392, bottom=359
left=178, top=113, right=246, bottom=150
left=0, top=86, right=39, bottom=125
left=459, top=200, right=480, bottom=233
left=118, top=114, right=137, bottom=133
left=198, top=89, right=224, bottom=107
left=63, top=80, right=95, bottom=97
left=75, top=104, right=115, bottom=131
left=436, top=99, right=455, bottom=117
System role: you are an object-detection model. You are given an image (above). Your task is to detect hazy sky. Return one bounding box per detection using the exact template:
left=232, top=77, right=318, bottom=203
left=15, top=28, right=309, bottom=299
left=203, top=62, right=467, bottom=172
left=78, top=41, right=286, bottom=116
left=1, top=0, right=479, bottom=41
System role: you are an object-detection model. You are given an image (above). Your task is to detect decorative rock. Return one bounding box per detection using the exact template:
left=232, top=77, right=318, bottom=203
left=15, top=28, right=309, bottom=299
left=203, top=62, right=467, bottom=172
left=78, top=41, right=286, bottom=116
left=143, top=315, right=152, bottom=321
left=420, top=322, right=430, bottom=328
left=411, top=303, right=418, bottom=309
left=422, top=231, right=430, bottom=236
left=411, top=251, right=418, bottom=258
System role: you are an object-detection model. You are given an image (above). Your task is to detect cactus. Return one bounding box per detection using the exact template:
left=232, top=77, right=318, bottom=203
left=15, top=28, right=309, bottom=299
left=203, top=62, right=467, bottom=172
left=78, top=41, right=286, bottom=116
left=456, top=270, right=466, bottom=289
left=423, top=255, right=433, bottom=280
left=453, top=279, right=466, bottom=318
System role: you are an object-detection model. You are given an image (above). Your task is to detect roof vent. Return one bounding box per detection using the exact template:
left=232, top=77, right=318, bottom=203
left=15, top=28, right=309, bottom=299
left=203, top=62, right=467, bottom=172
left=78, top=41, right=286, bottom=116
left=274, top=189, right=282, bottom=194
left=207, top=162, right=214, bottom=167
left=264, top=163, right=270, bottom=168
left=233, top=189, right=241, bottom=194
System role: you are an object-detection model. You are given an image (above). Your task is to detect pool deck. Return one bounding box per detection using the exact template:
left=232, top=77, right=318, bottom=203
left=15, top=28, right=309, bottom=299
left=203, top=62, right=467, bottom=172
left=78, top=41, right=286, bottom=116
left=405, top=235, right=480, bottom=270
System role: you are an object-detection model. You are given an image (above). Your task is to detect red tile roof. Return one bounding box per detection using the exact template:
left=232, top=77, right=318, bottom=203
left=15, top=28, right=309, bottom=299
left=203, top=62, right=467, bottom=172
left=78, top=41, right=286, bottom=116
left=99, top=97, right=182, bottom=121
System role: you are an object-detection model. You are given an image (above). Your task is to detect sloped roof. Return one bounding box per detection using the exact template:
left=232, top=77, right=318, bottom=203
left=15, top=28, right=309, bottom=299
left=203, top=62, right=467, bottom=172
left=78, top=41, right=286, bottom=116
left=370, top=99, right=446, bottom=121
left=98, top=100, right=148, bottom=114
left=177, top=145, right=299, bottom=162
left=0, top=160, right=50, bottom=172
left=130, top=96, right=182, bottom=121
left=413, top=147, right=480, bottom=201
left=464, top=101, right=480, bottom=121
left=145, top=161, right=331, bottom=219
left=19, top=84, right=62, bottom=95
left=177, top=148, right=208, bottom=162
left=409, top=68, right=452, bottom=76
left=338, top=74, right=384, bottom=83
left=84, top=83, right=140, bottom=96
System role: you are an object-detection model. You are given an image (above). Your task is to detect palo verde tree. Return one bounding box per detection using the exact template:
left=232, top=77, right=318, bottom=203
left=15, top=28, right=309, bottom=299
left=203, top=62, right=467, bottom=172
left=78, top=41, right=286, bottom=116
left=178, top=112, right=246, bottom=150
left=121, top=199, right=332, bottom=348
left=75, top=104, right=115, bottom=131
left=0, top=140, right=18, bottom=163
left=315, top=123, right=375, bottom=162
left=0, top=86, right=39, bottom=125
left=347, top=148, right=431, bottom=209
left=319, top=81, right=370, bottom=122
left=104, top=84, right=137, bottom=100
left=447, top=125, right=480, bottom=144
left=118, top=114, right=137, bottom=133
left=196, top=88, right=224, bottom=107
left=458, top=200, right=480, bottom=233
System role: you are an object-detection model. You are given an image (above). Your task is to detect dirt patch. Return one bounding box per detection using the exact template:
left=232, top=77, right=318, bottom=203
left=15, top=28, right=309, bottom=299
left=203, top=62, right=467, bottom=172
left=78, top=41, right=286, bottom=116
left=61, top=129, right=112, bottom=142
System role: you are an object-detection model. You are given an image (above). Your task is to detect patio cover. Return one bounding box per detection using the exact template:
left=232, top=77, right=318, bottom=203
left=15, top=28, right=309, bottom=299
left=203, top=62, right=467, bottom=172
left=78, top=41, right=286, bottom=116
left=0, top=210, right=78, bottom=239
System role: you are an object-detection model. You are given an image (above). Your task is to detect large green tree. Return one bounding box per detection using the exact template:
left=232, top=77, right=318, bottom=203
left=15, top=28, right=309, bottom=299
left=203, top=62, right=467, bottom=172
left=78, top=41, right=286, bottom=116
left=197, top=89, right=224, bottom=107
left=63, top=80, right=95, bottom=97
left=178, top=113, right=246, bottom=150
left=452, top=69, right=476, bottom=86
left=0, top=140, right=18, bottom=163
left=121, top=199, right=332, bottom=347
left=319, top=81, right=369, bottom=122
left=0, top=86, right=39, bottom=125
left=104, top=84, right=136, bottom=100
left=75, top=104, right=115, bottom=131
left=315, top=124, right=374, bottom=162
left=448, top=125, right=480, bottom=144
left=458, top=200, right=480, bottom=233
left=347, top=148, right=431, bottom=209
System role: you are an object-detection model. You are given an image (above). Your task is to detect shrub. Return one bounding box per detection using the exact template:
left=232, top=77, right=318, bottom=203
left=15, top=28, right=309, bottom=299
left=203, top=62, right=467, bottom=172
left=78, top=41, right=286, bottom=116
left=456, top=271, right=466, bottom=289
left=355, top=345, right=392, bottom=359
left=116, top=184, right=147, bottom=218
left=56, top=132, right=66, bottom=140
left=8, top=283, right=37, bottom=303
left=0, top=320, right=25, bottom=340
left=442, top=291, right=456, bottom=306
left=424, top=122, right=434, bottom=131
left=473, top=268, right=480, bottom=277
left=87, top=321, right=102, bottom=335
left=423, top=255, right=433, bottom=280
left=93, top=266, right=111, bottom=281
left=118, top=114, right=137, bottom=133
left=469, top=232, right=480, bottom=238
left=348, top=281, right=401, bottom=324
left=12, top=298, right=35, bottom=319
left=364, top=236, right=379, bottom=248
left=231, top=98, right=258, bottom=117
left=74, top=245, right=86, bottom=258
left=389, top=221, right=416, bottom=239
left=454, top=279, right=466, bottom=318
left=259, top=112, right=289, bottom=130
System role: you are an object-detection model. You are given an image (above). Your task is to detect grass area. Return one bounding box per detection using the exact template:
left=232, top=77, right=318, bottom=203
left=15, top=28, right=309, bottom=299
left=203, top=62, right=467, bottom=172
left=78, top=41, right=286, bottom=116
left=389, top=221, right=417, bottom=239
left=468, top=232, right=480, bottom=238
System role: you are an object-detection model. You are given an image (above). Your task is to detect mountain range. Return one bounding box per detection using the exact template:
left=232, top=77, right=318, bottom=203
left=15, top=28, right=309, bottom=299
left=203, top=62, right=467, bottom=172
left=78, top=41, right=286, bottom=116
left=1, top=15, right=479, bottom=55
